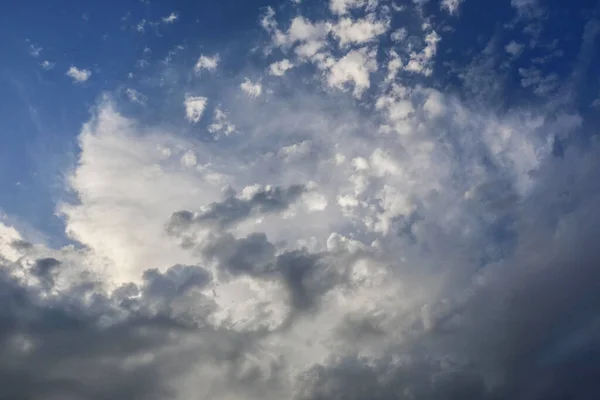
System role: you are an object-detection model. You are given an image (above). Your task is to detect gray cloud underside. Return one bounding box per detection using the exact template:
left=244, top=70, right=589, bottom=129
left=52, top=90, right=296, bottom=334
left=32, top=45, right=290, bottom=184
left=3, top=141, right=600, bottom=399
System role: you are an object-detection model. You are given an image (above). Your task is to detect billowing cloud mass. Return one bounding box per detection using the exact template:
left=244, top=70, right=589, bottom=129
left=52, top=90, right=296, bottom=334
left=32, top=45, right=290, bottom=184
left=2, top=0, right=600, bottom=399
left=66, top=66, right=92, bottom=82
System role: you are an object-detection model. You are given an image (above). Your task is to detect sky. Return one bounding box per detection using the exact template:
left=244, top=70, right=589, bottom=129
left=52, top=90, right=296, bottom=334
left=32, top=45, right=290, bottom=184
left=1, top=0, right=600, bottom=398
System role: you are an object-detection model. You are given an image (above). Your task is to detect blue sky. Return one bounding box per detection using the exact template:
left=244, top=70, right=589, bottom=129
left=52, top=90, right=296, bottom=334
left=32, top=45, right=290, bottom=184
left=1, top=0, right=600, bottom=399
left=1, top=0, right=599, bottom=243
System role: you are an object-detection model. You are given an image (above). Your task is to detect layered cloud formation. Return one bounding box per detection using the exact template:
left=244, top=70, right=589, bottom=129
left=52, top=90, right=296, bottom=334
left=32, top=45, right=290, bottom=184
left=2, top=0, right=600, bottom=399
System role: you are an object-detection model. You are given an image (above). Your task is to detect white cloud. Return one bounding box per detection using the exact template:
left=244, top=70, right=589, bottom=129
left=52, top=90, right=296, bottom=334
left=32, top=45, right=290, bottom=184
left=240, top=78, right=263, bottom=97
left=184, top=95, right=208, bottom=123
left=29, top=43, right=42, bottom=57
left=332, top=14, right=389, bottom=47
left=40, top=60, right=55, bottom=70
left=385, top=50, right=402, bottom=83
left=327, top=48, right=377, bottom=97
left=441, top=0, right=464, bottom=14
left=180, top=150, right=197, bottom=168
left=505, top=40, right=524, bottom=57
left=330, top=0, right=366, bottom=15
left=66, top=66, right=92, bottom=83
left=268, top=59, right=294, bottom=76
left=194, top=54, right=220, bottom=73
left=404, top=30, right=440, bottom=76
left=125, top=88, right=146, bottom=104
left=58, top=102, right=225, bottom=283
left=208, top=107, right=236, bottom=137
left=390, top=27, right=407, bottom=42
left=136, top=19, right=147, bottom=32
left=162, top=12, right=178, bottom=23
left=279, top=16, right=330, bottom=46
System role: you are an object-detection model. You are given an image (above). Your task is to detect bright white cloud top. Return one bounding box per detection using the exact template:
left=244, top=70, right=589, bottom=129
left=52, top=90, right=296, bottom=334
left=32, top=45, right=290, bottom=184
left=66, top=66, right=92, bottom=82
left=184, top=95, right=208, bottom=123
left=240, top=77, right=263, bottom=97
left=194, top=54, right=220, bottom=73
left=2, top=0, right=600, bottom=399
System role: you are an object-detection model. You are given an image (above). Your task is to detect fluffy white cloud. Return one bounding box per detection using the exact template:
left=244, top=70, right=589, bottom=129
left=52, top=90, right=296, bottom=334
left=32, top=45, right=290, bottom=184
left=184, top=95, right=208, bottom=123
left=195, top=54, right=220, bottom=73
left=208, top=107, right=236, bottom=137
left=162, top=12, right=178, bottom=23
left=66, top=66, right=92, bottom=83
left=268, top=59, right=294, bottom=76
left=441, top=0, right=464, bottom=14
left=330, top=0, right=366, bottom=15
left=327, top=48, right=377, bottom=97
left=240, top=78, right=262, bottom=97
left=331, top=14, right=389, bottom=47
left=404, top=30, right=440, bottom=76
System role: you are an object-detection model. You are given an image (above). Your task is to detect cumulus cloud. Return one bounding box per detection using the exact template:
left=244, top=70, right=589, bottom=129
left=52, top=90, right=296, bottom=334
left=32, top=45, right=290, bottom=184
left=330, top=0, right=366, bottom=15
left=240, top=78, right=262, bottom=97
left=162, top=12, right=178, bottom=24
left=404, top=30, right=440, bottom=76
left=441, top=0, right=464, bottom=14
left=505, top=40, right=525, bottom=57
left=331, top=14, right=389, bottom=47
left=4, top=1, right=600, bottom=399
left=66, top=66, right=92, bottom=83
left=268, top=59, right=294, bottom=76
left=208, top=107, right=236, bottom=137
left=184, top=95, right=208, bottom=123
left=194, top=54, right=220, bottom=73
left=327, top=48, right=377, bottom=97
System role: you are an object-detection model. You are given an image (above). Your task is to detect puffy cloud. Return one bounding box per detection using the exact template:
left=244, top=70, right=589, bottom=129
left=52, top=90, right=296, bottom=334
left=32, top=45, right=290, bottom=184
left=195, top=54, right=220, bottom=73
left=327, top=48, right=377, bottom=97
left=268, top=59, right=294, bottom=76
left=404, top=30, right=440, bottom=76
left=441, top=0, right=464, bottom=14
left=208, top=107, right=236, bottom=137
left=162, top=12, right=178, bottom=24
left=240, top=78, right=262, bottom=97
left=66, top=66, right=92, bottom=83
left=184, top=95, right=208, bottom=123
left=505, top=40, right=524, bottom=57
left=331, top=14, right=389, bottom=47
left=330, top=0, right=366, bottom=15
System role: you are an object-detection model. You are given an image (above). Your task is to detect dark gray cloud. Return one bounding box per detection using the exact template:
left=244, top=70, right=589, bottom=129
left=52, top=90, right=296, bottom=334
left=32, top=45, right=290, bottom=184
left=167, top=184, right=306, bottom=233
left=201, top=231, right=343, bottom=315
left=0, top=256, right=267, bottom=400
